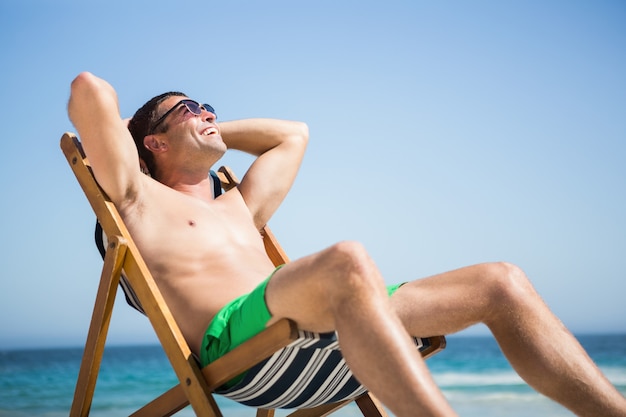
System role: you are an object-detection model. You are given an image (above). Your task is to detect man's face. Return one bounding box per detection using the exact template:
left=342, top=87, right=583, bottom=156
left=152, top=96, right=226, bottom=164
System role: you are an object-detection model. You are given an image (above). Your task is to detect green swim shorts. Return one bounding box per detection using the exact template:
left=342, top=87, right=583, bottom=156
left=199, top=266, right=404, bottom=388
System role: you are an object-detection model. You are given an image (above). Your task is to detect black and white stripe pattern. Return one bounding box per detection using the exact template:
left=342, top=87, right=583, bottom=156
left=216, top=330, right=430, bottom=409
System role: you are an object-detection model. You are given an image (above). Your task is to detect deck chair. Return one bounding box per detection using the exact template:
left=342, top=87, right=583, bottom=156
left=60, top=132, right=446, bottom=417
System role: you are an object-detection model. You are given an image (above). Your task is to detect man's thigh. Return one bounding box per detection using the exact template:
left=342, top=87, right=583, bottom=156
left=389, top=263, right=500, bottom=337
left=264, top=244, right=407, bottom=333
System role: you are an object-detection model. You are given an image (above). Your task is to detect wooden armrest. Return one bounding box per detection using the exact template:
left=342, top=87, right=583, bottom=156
left=203, top=318, right=299, bottom=389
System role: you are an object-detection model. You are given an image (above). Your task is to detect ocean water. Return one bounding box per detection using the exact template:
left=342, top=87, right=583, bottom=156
left=1, top=334, right=624, bottom=417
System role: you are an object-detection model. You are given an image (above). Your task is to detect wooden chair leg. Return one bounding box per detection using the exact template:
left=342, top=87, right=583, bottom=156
left=70, top=236, right=127, bottom=417
left=256, top=409, right=275, bottom=417
left=355, top=393, right=388, bottom=417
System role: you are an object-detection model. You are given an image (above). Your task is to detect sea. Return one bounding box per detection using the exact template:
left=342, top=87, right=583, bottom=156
left=1, top=334, right=624, bottom=417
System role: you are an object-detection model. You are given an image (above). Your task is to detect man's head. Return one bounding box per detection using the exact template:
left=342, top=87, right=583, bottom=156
left=129, top=92, right=222, bottom=181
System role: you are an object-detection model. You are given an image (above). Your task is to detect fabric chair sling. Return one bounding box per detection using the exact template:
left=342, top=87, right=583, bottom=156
left=61, top=132, right=446, bottom=417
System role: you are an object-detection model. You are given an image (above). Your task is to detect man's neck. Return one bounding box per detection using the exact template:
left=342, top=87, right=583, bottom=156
left=158, top=171, right=216, bottom=203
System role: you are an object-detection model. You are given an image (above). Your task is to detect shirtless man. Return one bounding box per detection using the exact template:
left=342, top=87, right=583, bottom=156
left=67, top=72, right=626, bottom=417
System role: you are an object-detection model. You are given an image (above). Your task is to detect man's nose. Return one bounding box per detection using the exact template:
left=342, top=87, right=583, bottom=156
left=202, top=109, right=216, bottom=121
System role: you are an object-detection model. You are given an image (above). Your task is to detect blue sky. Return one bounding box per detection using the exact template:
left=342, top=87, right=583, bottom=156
left=0, top=1, right=624, bottom=349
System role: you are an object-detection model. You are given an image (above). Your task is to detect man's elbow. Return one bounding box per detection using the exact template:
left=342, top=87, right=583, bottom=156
left=71, top=71, right=96, bottom=89
left=69, top=72, right=101, bottom=102
left=291, top=121, right=309, bottom=149
left=68, top=72, right=117, bottom=124
left=68, top=73, right=94, bottom=126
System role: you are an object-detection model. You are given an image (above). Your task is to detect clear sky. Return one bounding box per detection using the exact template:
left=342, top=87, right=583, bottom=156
left=0, top=0, right=624, bottom=349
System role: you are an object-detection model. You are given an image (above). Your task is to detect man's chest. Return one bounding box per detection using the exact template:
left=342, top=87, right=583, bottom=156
left=123, top=188, right=262, bottom=267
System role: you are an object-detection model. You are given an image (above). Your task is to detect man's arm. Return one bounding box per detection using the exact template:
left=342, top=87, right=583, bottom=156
left=219, top=118, right=308, bottom=230
left=67, top=72, right=143, bottom=207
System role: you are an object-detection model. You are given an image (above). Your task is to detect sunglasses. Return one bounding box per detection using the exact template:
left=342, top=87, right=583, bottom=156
left=150, top=99, right=216, bottom=134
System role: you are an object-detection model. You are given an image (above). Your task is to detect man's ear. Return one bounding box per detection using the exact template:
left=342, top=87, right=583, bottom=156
left=144, top=135, right=167, bottom=153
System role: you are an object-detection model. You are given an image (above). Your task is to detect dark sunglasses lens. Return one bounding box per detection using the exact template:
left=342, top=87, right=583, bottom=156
left=202, top=104, right=216, bottom=116
left=181, top=100, right=216, bottom=118
left=183, top=100, right=203, bottom=115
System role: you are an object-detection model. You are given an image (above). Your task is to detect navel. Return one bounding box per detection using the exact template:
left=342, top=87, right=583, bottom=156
left=188, top=220, right=197, bottom=227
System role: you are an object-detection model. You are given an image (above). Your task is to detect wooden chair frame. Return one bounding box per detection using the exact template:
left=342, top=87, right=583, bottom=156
left=61, top=132, right=446, bottom=417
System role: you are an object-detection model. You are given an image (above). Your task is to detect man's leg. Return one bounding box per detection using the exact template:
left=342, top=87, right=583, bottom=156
left=390, top=262, right=626, bottom=417
left=264, top=241, right=458, bottom=417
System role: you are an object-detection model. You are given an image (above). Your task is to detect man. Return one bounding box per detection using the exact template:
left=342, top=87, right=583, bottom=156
left=68, top=72, right=625, bottom=417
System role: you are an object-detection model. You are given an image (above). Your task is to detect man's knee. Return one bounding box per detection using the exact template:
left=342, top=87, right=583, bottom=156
left=325, top=241, right=369, bottom=269
left=322, top=241, right=383, bottom=295
left=480, top=262, right=536, bottom=306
